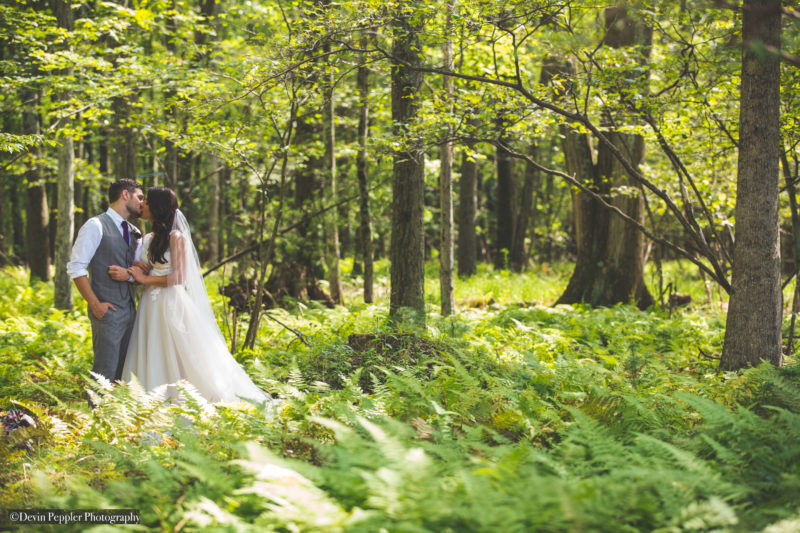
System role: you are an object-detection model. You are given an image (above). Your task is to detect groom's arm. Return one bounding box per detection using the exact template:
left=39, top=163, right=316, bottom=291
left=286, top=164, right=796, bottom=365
left=73, top=276, right=116, bottom=320
left=108, top=230, right=149, bottom=282
left=128, top=232, right=184, bottom=288
left=67, top=218, right=101, bottom=279
left=69, top=218, right=115, bottom=320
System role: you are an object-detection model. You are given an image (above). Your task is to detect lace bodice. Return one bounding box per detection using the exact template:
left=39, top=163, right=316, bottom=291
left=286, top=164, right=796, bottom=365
left=143, top=233, right=174, bottom=276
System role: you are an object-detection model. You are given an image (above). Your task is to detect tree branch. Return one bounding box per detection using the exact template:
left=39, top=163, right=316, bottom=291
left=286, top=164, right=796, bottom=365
left=203, top=175, right=391, bottom=276
left=264, top=312, right=310, bottom=346
left=496, top=140, right=732, bottom=292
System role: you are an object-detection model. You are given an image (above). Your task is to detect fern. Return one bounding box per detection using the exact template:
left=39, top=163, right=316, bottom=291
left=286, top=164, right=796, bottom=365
left=3, top=266, right=799, bottom=531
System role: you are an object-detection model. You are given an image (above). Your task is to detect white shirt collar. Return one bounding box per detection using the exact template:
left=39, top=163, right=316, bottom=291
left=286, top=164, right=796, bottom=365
left=106, top=207, right=127, bottom=226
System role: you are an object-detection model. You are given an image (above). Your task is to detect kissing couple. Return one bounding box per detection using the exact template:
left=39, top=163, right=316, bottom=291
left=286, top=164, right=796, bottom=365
left=67, top=180, right=268, bottom=406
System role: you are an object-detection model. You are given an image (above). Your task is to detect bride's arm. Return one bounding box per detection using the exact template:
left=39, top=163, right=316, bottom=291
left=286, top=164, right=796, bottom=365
left=129, top=266, right=169, bottom=287
left=169, top=231, right=186, bottom=286
left=129, top=232, right=185, bottom=287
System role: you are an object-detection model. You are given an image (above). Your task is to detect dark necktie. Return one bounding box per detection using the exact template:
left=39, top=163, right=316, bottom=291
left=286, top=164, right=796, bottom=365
left=122, top=221, right=130, bottom=246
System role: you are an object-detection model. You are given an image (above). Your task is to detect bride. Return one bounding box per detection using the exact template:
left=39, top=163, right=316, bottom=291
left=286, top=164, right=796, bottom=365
left=120, top=187, right=268, bottom=405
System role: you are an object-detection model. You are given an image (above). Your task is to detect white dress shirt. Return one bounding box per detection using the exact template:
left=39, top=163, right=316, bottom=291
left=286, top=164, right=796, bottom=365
left=67, top=208, right=142, bottom=279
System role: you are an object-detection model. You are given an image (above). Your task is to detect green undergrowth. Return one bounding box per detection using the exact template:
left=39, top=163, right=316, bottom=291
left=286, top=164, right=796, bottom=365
left=2, top=265, right=800, bottom=532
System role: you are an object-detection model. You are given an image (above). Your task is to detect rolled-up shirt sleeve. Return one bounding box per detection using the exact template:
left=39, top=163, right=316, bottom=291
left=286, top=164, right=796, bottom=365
left=66, top=218, right=102, bottom=279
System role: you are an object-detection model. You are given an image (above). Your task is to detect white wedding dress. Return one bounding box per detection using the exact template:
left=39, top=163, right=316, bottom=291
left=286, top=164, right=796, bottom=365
left=121, top=214, right=268, bottom=405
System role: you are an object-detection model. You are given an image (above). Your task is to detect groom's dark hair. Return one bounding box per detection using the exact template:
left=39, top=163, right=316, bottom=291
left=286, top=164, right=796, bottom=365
left=108, top=179, right=142, bottom=203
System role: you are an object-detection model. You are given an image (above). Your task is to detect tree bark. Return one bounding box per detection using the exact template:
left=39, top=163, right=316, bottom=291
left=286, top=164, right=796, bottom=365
left=439, top=2, right=455, bottom=315
left=55, top=134, right=74, bottom=307
left=0, top=181, right=7, bottom=266
left=781, top=150, right=800, bottom=354
left=219, top=163, right=230, bottom=258
left=48, top=181, right=57, bottom=261
left=12, top=180, right=25, bottom=262
left=264, top=112, right=331, bottom=305
left=164, top=8, right=178, bottom=190
left=458, top=136, right=478, bottom=277
left=339, top=202, right=352, bottom=261
left=721, top=0, right=782, bottom=370
left=207, top=154, right=221, bottom=263
left=112, top=97, right=137, bottom=181
left=98, top=135, right=110, bottom=181
left=26, top=184, right=50, bottom=282
left=557, top=7, right=653, bottom=308
left=23, top=87, right=50, bottom=282
left=356, top=35, right=374, bottom=303
left=322, top=39, right=343, bottom=305
left=74, top=178, right=86, bottom=229
left=389, top=10, right=426, bottom=318
left=54, top=0, right=74, bottom=310
left=494, top=126, right=514, bottom=269
left=598, top=128, right=652, bottom=307
left=558, top=126, right=608, bottom=303
left=510, top=142, right=538, bottom=272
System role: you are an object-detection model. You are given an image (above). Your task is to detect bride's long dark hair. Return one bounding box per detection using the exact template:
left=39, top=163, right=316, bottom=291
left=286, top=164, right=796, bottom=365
left=147, top=187, right=178, bottom=264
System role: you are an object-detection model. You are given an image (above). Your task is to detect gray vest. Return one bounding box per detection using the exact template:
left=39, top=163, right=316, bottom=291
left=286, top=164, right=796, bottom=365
left=88, top=213, right=136, bottom=308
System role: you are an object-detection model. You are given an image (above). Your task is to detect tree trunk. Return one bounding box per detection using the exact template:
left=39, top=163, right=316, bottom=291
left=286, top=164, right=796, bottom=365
left=26, top=184, right=50, bottom=282
left=22, top=88, right=50, bottom=282
left=389, top=10, right=426, bottom=318
left=48, top=182, right=57, bottom=261
left=12, top=180, right=25, bottom=261
left=54, top=0, right=74, bottom=310
left=356, top=35, right=374, bottom=303
left=98, top=135, right=110, bottom=181
left=510, top=142, right=538, bottom=272
left=74, top=178, right=86, bottom=229
left=164, top=9, right=178, bottom=190
left=194, top=0, right=216, bottom=63
left=207, top=154, right=220, bottom=263
left=557, top=7, right=653, bottom=308
left=243, top=100, right=296, bottom=350
left=219, top=163, right=230, bottom=258
left=264, top=112, right=331, bottom=305
left=165, top=139, right=178, bottom=190
left=458, top=137, right=478, bottom=277
left=322, top=40, right=343, bottom=305
left=439, top=2, right=455, bottom=315
left=558, top=126, right=609, bottom=304
left=54, top=132, right=74, bottom=308
left=0, top=58, right=6, bottom=264
left=781, top=150, right=800, bottom=354
left=494, top=127, right=514, bottom=269
left=721, top=0, right=782, bottom=370
left=0, top=182, right=7, bottom=266
left=112, top=97, right=137, bottom=181
left=339, top=202, right=352, bottom=261
left=597, top=129, right=652, bottom=307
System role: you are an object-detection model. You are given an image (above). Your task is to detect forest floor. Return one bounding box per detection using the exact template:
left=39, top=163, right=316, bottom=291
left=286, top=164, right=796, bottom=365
left=1, top=262, right=799, bottom=532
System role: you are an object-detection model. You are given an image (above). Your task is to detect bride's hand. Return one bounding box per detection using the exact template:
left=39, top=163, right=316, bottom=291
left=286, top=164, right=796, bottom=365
left=132, top=260, right=151, bottom=274
left=129, top=266, right=147, bottom=284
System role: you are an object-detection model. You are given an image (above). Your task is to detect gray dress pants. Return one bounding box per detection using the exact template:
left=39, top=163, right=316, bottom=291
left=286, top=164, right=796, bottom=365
left=89, top=300, right=136, bottom=382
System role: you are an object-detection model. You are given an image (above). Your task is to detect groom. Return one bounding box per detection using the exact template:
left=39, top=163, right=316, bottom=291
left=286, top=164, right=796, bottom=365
left=67, top=179, right=144, bottom=390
